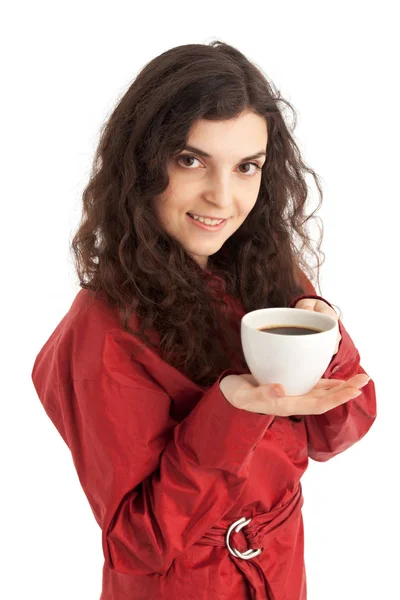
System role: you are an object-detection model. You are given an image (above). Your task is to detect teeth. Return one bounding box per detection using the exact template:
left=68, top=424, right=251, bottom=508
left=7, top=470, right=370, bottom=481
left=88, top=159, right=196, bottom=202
left=189, top=213, right=224, bottom=225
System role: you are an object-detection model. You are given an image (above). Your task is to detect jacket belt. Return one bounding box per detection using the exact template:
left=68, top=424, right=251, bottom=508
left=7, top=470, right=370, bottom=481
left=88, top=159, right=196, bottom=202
left=196, top=484, right=304, bottom=600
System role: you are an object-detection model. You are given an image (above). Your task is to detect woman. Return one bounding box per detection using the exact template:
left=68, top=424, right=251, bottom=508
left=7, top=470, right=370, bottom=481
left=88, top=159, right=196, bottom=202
left=31, top=41, right=376, bottom=599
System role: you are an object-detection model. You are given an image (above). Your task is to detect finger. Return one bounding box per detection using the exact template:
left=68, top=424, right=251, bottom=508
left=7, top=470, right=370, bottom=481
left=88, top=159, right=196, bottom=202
left=307, top=375, right=370, bottom=413
left=310, top=380, right=344, bottom=396
left=324, top=374, right=370, bottom=392
left=314, top=378, right=345, bottom=388
left=278, top=374, right=370, bottom=414
left=316, top=306, right=338, bottom=318
left=316, top=374, right=370, bottom=392
left=312, top=387, right=364, bottom=414
left=344, top=373, right=371, bottom=389
left=243, top=376, right=346, bottom=390
left=281, top=386, right=363, bottom=416
left=295, top=300, right=316, bottom=310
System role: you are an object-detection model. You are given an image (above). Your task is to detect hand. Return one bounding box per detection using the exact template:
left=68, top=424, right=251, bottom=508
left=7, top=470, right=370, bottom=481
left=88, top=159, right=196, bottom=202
left=294, top=298, right=342, bottom=355
left=220, top=373, right=370, bottom=417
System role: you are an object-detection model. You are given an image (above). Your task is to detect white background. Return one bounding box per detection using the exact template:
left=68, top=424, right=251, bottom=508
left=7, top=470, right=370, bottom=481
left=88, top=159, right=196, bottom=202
left=2, top=1, right=398, bottom=598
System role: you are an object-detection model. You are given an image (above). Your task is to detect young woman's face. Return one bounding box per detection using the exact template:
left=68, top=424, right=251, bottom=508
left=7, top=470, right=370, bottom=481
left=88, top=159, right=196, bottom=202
left=153, top=109, right=268, bottom=270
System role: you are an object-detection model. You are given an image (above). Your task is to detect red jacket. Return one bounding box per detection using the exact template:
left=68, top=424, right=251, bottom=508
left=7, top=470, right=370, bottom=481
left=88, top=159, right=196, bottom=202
left=31, top=273, right=376, bottom=599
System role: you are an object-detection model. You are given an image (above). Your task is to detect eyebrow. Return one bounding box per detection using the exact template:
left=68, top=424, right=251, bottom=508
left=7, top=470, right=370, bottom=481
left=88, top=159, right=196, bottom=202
left=182, top=145, right=267, bottom=162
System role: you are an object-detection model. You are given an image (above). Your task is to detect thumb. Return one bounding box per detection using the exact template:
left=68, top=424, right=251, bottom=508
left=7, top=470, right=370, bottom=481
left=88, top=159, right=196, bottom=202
left=234, top=382, right=286, bottom=411
left=268, top=384, right=286, bottom=398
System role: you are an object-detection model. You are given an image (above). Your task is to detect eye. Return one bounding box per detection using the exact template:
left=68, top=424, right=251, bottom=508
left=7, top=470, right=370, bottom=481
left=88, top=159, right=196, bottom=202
left=177, top=155, right=201, bottom=168
left=176, top=154, right=262, bottom=176
left=238, top=162, right=262, bottom=175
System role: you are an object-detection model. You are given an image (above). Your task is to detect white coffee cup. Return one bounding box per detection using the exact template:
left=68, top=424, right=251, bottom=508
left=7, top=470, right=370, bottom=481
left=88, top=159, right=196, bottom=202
left=241, top=307, right=339, bottom=395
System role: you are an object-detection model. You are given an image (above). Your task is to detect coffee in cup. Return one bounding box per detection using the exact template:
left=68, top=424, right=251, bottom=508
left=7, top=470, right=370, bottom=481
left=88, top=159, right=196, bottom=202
left=258, top=325, right=323, bottom=335
left=241, top=308, right=338, bottom=395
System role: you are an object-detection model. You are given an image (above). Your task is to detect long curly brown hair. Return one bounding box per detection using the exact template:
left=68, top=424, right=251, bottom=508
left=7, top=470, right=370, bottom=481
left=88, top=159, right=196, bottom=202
left=71, top=40, right=328, bottom=388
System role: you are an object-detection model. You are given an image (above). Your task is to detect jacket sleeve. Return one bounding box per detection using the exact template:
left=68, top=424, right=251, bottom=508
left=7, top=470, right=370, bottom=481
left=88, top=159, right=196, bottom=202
left=290, top=270, right=377, bottom=462
left=31, top=339, right=273, bottom=576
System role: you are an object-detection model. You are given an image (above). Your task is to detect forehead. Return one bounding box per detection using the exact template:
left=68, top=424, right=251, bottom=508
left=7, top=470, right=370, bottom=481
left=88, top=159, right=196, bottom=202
left=187, top=111, right=268, bottom=154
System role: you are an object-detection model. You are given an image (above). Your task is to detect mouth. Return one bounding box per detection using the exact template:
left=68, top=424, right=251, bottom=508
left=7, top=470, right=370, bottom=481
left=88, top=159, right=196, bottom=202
left=186, top=212, right=229, bottom=232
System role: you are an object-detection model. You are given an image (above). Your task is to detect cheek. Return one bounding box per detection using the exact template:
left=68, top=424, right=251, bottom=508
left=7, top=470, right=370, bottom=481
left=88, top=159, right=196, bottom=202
left=152, top=192, right=173, bottom=221
left=153, top=196, right=188, bottom=234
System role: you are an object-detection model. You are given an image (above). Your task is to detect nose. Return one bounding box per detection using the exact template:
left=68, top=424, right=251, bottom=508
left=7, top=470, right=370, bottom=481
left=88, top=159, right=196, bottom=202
left=203, top=172, right=234, bottom=210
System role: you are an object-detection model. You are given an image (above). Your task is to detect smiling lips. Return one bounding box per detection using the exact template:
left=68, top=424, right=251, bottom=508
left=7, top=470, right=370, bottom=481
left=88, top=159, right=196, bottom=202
left=187, top=212, right=227, bottom=224
left=186, top=213, right=228, bottom=231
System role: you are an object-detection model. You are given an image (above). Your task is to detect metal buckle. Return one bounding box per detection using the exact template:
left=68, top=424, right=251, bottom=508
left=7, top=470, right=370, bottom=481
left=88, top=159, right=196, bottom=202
left=225, top=516, right=262, bottom=560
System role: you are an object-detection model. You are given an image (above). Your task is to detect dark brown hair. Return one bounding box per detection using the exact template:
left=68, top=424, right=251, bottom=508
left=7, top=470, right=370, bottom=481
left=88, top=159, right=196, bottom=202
left=71, top=40, right=328, bottom=389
